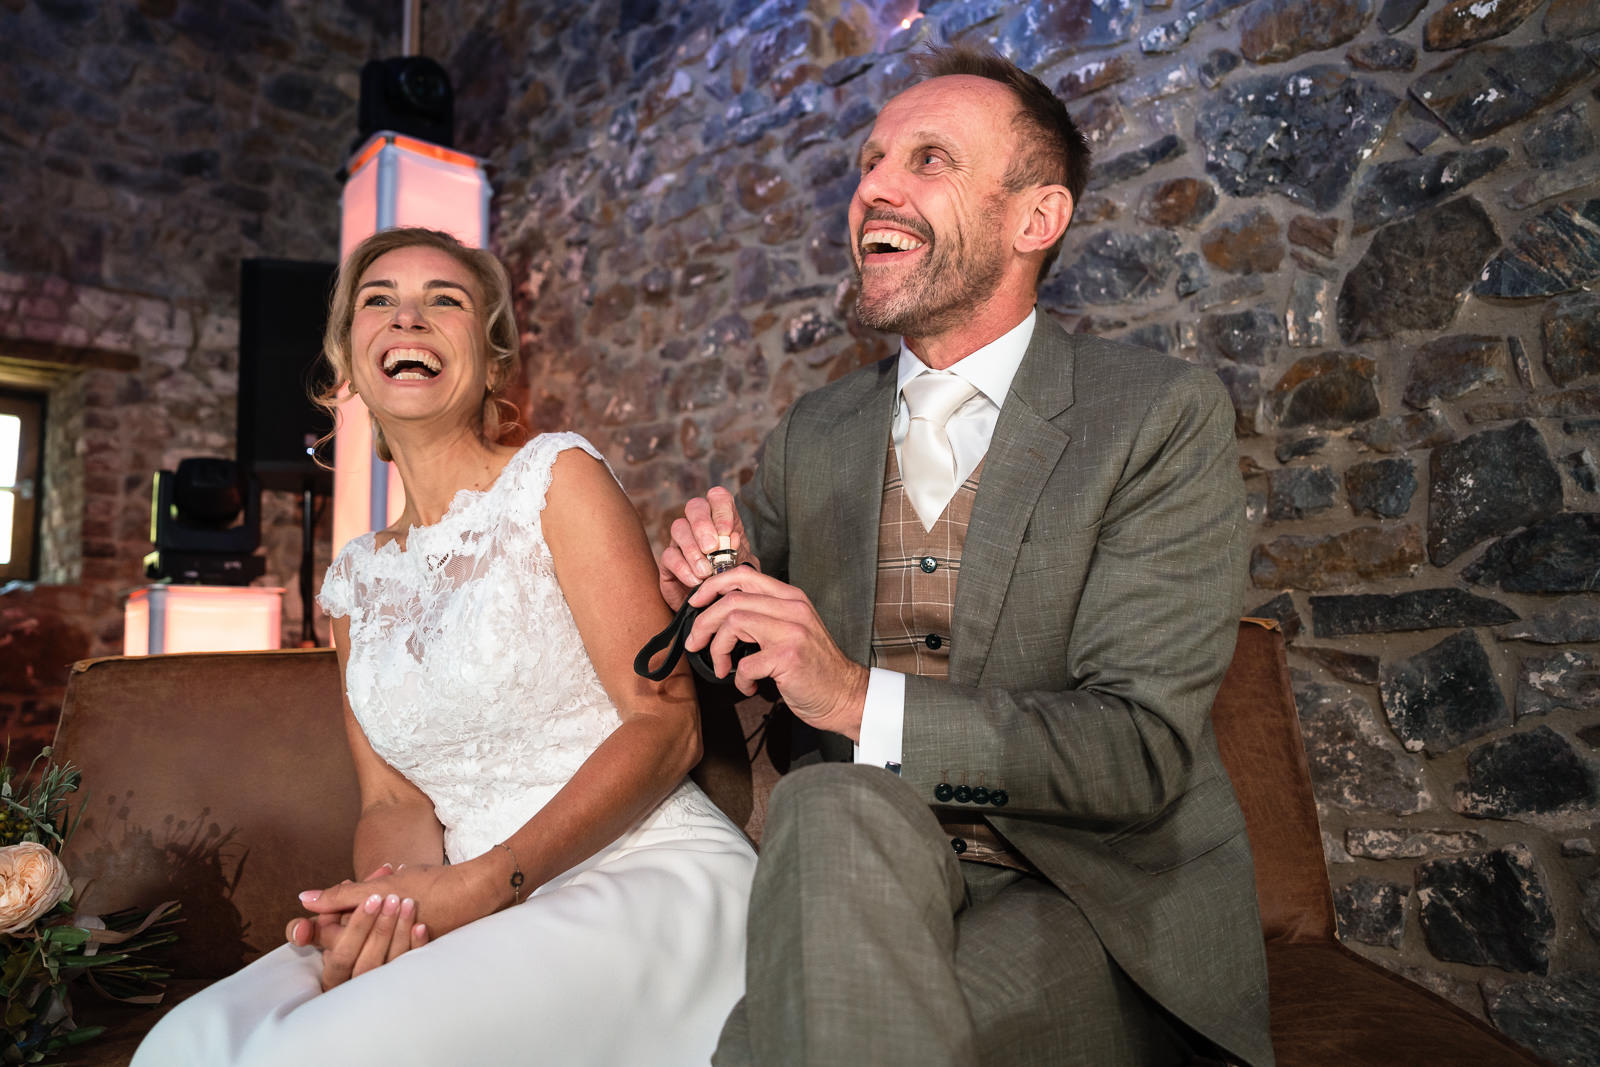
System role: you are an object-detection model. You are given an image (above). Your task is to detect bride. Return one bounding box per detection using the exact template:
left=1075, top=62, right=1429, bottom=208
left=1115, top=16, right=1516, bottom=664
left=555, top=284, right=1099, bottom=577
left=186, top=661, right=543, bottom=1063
left=133, top=227, right=757, bottom=1066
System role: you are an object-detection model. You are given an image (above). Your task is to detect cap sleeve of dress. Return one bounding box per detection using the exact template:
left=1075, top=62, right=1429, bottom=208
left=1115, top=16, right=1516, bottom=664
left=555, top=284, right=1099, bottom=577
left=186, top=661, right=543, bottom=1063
left=316, top=539, right=362, bottom=620
left=501, top=432, right=612, bottom=527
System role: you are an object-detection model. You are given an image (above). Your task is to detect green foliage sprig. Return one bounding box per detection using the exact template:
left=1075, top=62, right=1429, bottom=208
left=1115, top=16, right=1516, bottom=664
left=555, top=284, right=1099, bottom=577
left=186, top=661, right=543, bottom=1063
left=0, top=749, right=181, bottom=1064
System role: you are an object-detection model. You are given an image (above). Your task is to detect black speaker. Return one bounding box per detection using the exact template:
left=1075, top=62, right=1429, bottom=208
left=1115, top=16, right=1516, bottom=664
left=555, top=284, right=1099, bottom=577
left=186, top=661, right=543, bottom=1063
left=238, top=258, right=337, bottom=494
left=359, top=56, right=454, bottom=147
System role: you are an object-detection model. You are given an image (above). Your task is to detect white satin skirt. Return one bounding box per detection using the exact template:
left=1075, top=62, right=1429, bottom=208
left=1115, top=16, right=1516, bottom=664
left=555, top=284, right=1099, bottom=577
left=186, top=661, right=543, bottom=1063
left=132, top=806, right=756, bottom=1067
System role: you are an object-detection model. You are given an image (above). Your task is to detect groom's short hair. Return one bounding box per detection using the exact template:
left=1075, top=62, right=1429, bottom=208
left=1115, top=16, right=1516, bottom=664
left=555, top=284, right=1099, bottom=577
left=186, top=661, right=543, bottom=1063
left=908, top=44, right=1091, bottom=281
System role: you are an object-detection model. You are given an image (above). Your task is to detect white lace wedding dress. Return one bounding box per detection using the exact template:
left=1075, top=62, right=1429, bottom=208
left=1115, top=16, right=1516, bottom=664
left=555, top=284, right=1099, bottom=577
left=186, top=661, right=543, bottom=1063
left=134, top=434, right=756, bottom=1067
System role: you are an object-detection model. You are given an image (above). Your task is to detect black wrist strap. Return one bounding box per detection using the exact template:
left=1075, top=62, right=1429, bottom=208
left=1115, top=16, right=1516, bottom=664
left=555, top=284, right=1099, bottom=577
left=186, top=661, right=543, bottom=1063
left=635, top=564, right=756, bottom=686
left=634, top=597, right=715, bottom=683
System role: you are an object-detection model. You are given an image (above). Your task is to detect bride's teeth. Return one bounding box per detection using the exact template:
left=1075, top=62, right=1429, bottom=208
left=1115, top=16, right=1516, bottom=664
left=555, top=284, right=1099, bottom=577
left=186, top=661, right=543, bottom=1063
left=382, top=348, right=442, bottom=376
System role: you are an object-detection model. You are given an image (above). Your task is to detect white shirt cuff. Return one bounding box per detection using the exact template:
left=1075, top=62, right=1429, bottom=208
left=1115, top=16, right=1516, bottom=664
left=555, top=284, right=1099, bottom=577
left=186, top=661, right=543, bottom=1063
left=852, top=668, right=906, bottom=771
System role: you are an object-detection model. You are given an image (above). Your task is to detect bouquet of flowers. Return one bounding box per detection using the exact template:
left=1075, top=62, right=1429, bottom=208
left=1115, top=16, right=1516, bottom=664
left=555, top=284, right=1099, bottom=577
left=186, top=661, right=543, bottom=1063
left=0, top=749, right=180, bottom=1064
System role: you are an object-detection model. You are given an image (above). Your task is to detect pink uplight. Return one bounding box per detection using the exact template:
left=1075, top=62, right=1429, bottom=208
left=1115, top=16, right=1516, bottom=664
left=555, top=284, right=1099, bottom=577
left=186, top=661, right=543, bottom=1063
left=124, top=586, right=284, bottom=655
left=334, top=133, right=491, bottom=558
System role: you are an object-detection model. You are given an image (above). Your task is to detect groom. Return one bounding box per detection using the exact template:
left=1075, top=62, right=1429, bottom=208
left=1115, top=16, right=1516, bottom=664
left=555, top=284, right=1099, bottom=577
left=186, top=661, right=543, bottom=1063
left=659, top=45, right=1272, bottom=1067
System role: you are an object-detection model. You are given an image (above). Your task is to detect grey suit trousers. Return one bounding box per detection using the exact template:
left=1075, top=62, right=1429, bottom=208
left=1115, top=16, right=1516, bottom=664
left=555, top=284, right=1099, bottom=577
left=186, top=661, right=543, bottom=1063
left=713, top=764, right=1193, bottom=1067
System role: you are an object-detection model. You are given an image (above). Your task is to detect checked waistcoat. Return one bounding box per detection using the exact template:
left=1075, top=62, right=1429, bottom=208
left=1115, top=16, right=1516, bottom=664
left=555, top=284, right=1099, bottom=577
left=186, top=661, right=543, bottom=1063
left=869, top=445, right=982, bottom=677
left=871, top=443, right=1026, bottom=871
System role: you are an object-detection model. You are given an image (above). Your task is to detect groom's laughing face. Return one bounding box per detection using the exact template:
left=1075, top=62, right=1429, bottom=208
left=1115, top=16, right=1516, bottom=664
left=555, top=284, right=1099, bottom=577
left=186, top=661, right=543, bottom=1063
left=848, top=75, right=1019, bottom=340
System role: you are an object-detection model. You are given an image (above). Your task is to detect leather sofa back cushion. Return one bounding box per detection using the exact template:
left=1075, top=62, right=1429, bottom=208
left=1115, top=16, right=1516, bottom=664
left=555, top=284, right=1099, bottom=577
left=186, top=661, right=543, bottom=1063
left=55, top=619, right=1331, bottom=979
left=1211, top=621, right=1336, bottom=943
left=56, top=649, right=360, bottom=979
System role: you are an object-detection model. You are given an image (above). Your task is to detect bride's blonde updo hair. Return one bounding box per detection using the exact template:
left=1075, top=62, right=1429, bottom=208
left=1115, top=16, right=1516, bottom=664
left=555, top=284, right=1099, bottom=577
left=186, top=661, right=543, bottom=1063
left=314, top=227, right=521, bottom=463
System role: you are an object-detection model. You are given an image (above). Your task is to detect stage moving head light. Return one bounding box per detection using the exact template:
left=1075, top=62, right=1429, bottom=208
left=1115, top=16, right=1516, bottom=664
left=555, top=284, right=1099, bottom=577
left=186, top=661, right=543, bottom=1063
left=144, top=457, right=265, bottom=585
left=170, top=457, right=247, bottom=529
left=359, top=56, right=454, bottom=147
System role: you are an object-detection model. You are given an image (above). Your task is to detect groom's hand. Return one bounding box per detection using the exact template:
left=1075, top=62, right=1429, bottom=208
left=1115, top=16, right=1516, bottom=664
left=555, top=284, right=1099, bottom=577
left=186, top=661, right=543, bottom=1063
left=685, top=567, right=868, bottom=742
left=659, top=487, right=759, bottom=610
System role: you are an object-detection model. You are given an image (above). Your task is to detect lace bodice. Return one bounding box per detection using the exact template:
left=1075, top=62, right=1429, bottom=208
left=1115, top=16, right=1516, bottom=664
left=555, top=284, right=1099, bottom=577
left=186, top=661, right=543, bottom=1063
left=317, top=433, right=718, bottom=863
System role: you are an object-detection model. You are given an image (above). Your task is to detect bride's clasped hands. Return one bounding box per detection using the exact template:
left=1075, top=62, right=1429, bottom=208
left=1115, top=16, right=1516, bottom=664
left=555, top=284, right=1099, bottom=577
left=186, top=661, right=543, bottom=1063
left=281, top=863, right=422, bottom=991
left=285, top=836, right=530, bottom=988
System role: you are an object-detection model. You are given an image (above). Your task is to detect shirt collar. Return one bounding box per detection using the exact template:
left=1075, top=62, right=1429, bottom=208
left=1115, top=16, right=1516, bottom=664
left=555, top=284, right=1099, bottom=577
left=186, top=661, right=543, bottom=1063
left=895, top=308, right=1036, bottom=409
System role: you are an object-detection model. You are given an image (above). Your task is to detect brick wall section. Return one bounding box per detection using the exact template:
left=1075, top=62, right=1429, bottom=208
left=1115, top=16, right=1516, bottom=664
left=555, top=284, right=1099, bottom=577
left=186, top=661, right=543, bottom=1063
left=0, top=1, right=396, bottom=755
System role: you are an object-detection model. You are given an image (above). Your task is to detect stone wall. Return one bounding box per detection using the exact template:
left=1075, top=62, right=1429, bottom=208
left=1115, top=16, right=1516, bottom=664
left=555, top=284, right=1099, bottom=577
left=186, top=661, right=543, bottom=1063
left=0, top=0, right=399, bottom=760
left=417, top=0, right=1599, bottom=1060
left=1, top=0, right=1595, bottom=1057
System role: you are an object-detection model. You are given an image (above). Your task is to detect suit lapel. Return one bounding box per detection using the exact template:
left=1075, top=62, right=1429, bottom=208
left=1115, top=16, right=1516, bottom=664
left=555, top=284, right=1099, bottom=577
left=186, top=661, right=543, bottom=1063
left=949, top=316, right=1076, bottom=684
left=827, top=359, right=897, bottom=664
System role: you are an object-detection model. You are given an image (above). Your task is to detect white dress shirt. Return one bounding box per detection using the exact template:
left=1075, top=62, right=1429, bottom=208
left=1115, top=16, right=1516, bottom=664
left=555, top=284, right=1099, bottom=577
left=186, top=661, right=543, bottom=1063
left=854, top=310, right=1037, bottom=770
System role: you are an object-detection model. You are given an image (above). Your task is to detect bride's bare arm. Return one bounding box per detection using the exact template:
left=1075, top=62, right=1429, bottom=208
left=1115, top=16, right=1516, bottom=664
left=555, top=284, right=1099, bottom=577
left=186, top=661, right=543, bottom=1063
left=300, top=448, right=703, bottom=939
left=492, top=447, right=706, bottom=882
left=330, top=614, right=450, bottom=875
left=288, top=615, right=441, bottom=985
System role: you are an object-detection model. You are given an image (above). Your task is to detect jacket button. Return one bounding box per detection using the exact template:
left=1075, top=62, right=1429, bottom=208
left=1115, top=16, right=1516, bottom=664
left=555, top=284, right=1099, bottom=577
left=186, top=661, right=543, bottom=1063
left=934, top=783, right=954, bottom=803
left=951, top=838, right=967, bottom=855
left=919, top=556, right=938, bottom=573
left=972, top=786, right=990, bottom=804
left=953, top=785, right=972, bottom=804
left=924, top=633, right=942, bottom=650
left=990, top=790, right=1008, bottom=808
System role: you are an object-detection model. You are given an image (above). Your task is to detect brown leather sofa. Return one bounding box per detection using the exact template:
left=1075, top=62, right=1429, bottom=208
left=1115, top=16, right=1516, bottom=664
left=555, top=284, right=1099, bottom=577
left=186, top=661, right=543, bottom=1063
left=49, top=621, right=1540, bottom=1065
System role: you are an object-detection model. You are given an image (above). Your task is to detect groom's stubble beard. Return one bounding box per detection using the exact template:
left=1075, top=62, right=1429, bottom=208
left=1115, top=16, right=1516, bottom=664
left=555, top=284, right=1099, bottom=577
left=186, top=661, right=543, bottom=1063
left=853, top=192, right=1011, bottom=339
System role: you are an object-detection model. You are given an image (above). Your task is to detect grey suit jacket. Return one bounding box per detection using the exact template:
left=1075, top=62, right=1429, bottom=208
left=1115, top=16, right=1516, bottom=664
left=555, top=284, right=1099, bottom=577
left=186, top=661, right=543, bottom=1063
left=738, top=314, right=1274, bottom=1067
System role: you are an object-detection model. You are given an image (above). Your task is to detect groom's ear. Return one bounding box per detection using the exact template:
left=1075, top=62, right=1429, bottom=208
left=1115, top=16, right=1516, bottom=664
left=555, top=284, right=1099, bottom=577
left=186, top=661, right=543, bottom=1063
left=1013, top=185, right=1073, bottom=259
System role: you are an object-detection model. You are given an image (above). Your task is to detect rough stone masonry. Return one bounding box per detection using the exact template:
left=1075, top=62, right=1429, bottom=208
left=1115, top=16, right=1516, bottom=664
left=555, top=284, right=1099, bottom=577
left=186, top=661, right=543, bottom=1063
left=2, top=0, right=1597, bottom=1061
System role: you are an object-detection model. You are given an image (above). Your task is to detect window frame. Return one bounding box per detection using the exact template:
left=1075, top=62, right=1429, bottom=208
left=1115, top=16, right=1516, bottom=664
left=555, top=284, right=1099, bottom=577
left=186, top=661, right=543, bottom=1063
left=0, top=388, right=46, bottom=582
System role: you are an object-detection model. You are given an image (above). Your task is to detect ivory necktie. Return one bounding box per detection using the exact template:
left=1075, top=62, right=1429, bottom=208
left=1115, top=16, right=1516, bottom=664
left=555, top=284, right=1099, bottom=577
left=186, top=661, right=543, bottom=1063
left=900, top=371, right=979, bottom=530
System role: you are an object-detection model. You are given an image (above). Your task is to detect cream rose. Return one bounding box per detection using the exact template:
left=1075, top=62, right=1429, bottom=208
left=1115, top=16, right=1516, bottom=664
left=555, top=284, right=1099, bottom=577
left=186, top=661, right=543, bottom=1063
left=0, top=841, right=71, bottom=934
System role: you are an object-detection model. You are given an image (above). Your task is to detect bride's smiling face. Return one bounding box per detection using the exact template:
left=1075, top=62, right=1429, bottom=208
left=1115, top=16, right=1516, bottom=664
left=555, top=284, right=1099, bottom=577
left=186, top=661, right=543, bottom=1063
left=348, top=245, right=491, bottom=434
